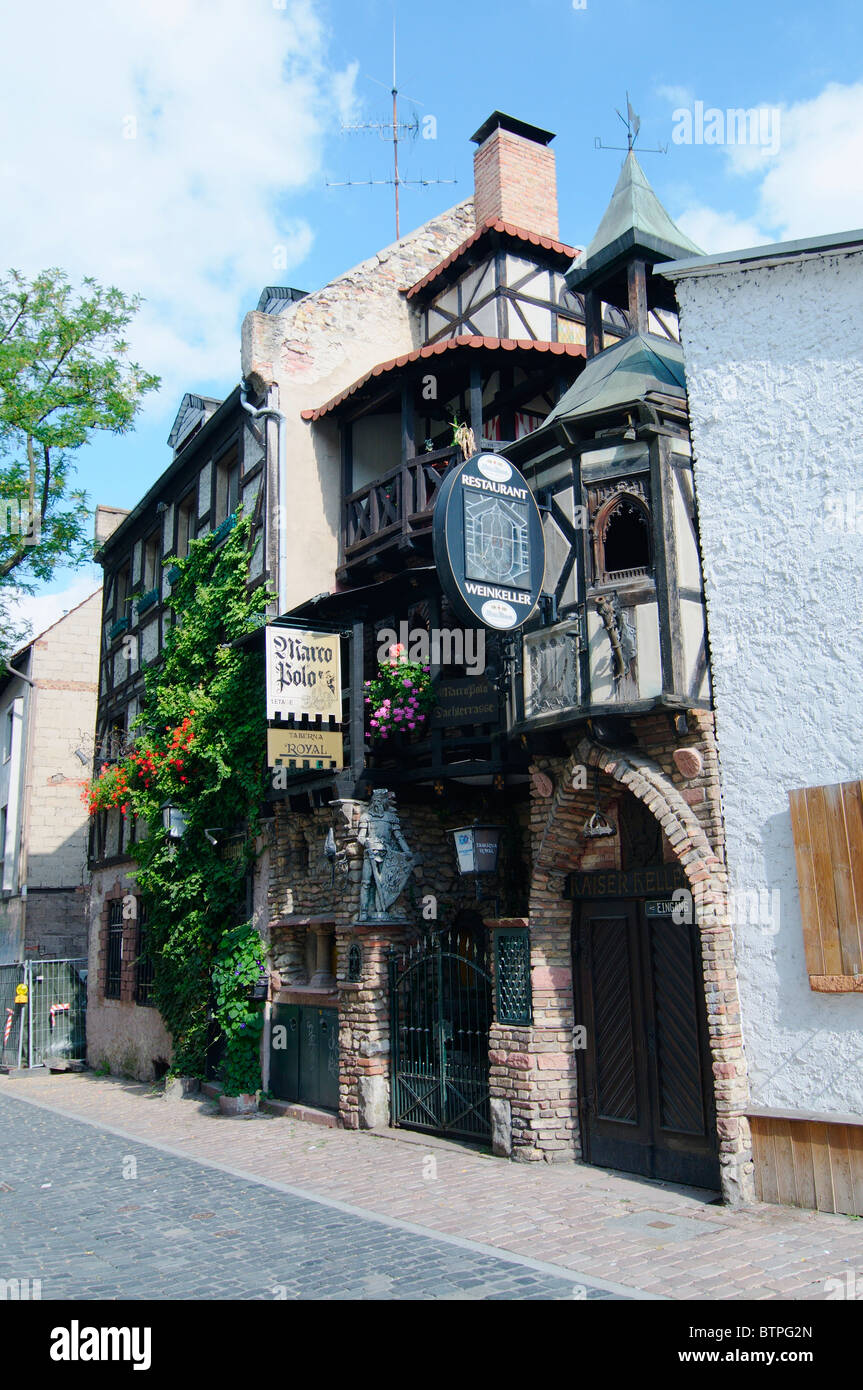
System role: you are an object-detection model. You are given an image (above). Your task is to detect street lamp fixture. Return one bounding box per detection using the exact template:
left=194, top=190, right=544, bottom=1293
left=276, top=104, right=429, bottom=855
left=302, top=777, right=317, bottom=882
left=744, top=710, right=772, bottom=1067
left=450, top=823, right=503, bottom=876
left=160, top=799, right=188, bottom=841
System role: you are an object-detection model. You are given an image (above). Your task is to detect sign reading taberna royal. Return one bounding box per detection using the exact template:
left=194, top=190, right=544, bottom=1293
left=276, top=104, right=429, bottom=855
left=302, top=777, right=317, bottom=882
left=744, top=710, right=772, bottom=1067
left=432, top=453, right=545, bottom=631
left=265, top=626, right=341, bottom=721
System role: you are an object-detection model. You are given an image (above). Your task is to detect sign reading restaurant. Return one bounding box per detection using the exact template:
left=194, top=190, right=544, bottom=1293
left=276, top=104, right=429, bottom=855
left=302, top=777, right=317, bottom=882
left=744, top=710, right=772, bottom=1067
left=265, top=626, right=341, bottom=722
left=432, top=453, right=545, bottom=631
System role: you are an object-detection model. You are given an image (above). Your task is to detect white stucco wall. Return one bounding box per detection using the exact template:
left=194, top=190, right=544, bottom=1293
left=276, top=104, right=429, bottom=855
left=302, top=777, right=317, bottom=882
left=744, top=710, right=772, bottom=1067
left=672, top=248, right=863, bottom=1116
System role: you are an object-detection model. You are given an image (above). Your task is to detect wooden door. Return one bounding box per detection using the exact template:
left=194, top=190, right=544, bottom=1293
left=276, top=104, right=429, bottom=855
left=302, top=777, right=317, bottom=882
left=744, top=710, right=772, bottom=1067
left=270, top=1004, right=338, bottom=1112
left=573, top=898, right=720, bottom=1190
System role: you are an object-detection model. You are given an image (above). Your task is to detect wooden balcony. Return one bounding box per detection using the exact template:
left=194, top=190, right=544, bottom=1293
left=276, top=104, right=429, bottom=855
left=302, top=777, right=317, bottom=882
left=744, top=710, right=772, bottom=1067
left=340, top=445, right=459, bottom=576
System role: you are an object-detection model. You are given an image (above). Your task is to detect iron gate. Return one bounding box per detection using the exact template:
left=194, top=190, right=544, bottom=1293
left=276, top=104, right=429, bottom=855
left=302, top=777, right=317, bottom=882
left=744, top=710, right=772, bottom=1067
left=389, top=931, right=492, bottom=1141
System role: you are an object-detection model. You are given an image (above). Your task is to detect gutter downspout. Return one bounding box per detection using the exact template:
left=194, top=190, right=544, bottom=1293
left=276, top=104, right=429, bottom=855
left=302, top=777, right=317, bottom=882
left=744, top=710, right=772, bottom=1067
left=2, top=665, right=34, bottom=961
left=240, top=383, right=288, bottom=614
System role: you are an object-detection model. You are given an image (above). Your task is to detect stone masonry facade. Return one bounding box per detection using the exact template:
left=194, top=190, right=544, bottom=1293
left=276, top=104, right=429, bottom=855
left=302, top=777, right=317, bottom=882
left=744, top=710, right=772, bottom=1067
left=486, top=709, right=755, bottom=1205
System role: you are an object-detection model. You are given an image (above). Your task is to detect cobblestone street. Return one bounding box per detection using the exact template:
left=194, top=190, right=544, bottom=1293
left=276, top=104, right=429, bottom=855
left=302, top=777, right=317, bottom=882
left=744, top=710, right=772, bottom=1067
left=1, top=1073, right=860, bottom=1301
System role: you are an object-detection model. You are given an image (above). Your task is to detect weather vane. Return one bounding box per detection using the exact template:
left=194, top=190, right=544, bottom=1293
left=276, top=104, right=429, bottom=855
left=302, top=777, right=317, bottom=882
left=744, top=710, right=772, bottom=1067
left=595, top=93, right=668, bottom=155
left=326, top=17, right=457, bottom=240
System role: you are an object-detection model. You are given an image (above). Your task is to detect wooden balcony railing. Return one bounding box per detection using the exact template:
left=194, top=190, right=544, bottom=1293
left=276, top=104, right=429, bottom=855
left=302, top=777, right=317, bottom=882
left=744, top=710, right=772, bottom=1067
left=342, top=445, right=459, bottom=569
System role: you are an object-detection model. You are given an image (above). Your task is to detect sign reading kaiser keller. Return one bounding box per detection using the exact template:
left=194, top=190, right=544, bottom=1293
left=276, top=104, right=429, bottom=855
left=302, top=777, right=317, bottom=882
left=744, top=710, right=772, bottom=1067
left=265, top=626, right=341, bottom=721
left=432, top=452, right=545, bottom=631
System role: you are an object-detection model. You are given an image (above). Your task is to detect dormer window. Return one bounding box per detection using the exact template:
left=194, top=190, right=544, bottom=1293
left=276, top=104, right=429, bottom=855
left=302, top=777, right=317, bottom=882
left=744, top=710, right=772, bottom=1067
left=594, top=493, right=651, bottom=582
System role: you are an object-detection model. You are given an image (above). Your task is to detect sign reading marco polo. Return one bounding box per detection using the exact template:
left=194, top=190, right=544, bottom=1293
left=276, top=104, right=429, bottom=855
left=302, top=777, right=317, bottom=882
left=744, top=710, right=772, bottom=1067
left=432, top=452, right=545, bottom=631
left=265, top=626, right=341, bottom=721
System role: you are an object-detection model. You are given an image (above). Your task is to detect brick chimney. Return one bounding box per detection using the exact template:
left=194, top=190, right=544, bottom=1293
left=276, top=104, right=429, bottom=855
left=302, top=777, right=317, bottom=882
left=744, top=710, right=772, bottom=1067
left=471, top=112, right=559, bottom=240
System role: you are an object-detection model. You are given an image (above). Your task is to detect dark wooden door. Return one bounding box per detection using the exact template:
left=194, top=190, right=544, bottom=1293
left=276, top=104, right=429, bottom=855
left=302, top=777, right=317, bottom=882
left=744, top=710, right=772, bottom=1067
left=270, top=1004, right=339, bottom=1112
left=573, top=898, right=719, bottom=1190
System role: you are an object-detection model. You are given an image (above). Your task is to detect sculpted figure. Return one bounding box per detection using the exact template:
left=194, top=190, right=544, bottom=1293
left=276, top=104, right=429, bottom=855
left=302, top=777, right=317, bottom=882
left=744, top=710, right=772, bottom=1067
left=356, top=789, right=417, bottom=921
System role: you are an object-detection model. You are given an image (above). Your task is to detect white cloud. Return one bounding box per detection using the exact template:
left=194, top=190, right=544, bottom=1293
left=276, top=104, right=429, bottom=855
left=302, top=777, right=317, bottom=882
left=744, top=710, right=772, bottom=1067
left=8, top=575, right=102, bottom=652
left=756, top=82, right=863, bottom=238
left=0, top=0, right=356, bottom=413
left=675, top=207, right=772, bottom=256
left=661, top=81, right=863, bottom=254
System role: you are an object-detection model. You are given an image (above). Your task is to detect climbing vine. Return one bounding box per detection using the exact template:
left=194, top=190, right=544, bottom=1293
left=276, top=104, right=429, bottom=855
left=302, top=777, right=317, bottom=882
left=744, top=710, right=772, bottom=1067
left=83, top=515, right=270, bottom=1092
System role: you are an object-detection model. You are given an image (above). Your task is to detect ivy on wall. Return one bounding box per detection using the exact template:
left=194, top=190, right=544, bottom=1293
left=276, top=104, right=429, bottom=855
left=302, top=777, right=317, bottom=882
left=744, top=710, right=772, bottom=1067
left=84, top=515, right=270, bottom=1092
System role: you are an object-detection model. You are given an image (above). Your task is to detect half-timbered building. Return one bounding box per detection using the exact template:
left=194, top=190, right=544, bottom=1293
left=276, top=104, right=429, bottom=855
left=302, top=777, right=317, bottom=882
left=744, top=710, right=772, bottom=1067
left=87, top=114, right=756, bottom=1208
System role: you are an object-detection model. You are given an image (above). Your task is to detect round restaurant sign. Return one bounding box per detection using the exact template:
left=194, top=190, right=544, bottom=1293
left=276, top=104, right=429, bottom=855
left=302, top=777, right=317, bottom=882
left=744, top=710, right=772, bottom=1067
left=432, top=452, right=545, bottom=631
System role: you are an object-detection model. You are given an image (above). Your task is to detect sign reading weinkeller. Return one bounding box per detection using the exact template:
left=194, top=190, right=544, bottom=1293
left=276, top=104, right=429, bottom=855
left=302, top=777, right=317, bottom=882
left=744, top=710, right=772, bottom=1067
left=432, top=453, right=545, bottom=631
left=265, top=626, right=341, bottom=722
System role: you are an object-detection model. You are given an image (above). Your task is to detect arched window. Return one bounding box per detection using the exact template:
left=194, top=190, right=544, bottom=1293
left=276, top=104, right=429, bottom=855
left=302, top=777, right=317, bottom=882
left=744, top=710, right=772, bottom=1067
left=594, top=493, right=651, bottom=581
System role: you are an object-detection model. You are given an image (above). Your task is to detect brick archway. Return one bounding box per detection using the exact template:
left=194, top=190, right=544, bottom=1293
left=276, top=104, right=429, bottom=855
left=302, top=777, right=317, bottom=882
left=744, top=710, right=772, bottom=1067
left=488, top=733, right=754, bottom=1202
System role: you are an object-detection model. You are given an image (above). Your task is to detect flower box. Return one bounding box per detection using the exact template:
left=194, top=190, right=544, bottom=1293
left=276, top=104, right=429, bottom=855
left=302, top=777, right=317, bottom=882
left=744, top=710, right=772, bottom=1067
left=136, top=587, right=159, bottom=616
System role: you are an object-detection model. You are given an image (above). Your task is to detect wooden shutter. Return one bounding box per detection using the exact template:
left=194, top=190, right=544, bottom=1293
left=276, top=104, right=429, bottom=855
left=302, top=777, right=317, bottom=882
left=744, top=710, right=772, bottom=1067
left=788, top=780, right=863, bottom=991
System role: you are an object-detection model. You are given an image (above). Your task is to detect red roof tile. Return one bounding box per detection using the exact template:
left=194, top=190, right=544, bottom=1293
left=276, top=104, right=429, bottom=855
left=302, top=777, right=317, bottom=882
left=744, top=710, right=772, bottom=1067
left=403, top=218, right=580, bottom=301
left=300, top=336, right=585, bottom=422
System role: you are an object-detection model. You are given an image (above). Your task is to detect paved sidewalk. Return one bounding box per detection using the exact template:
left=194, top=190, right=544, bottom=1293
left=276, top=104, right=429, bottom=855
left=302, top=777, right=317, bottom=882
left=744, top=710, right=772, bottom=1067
left=0, top=1095, right=617, bottom=1301
left=2, top=1072, right=860, bottom=1299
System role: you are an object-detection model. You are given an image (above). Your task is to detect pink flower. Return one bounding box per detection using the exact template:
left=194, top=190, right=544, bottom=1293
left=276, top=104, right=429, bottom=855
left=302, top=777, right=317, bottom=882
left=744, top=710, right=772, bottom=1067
left=403, top=679, right=413, bottom=689
left=407, top=722, right=415, bottom=729
left=388, top=643, right=405, bottom=659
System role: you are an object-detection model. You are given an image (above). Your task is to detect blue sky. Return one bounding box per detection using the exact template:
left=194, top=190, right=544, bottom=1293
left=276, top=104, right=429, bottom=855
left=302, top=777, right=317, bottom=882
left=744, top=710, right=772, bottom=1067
left=3, top=0, right=862, bottom=633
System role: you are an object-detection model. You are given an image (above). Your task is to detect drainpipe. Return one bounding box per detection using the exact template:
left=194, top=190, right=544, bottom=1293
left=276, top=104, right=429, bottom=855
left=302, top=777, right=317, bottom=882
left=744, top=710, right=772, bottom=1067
left=2, top=664, right=34, bottom=961
left=240, top=382, right=288, bottom=615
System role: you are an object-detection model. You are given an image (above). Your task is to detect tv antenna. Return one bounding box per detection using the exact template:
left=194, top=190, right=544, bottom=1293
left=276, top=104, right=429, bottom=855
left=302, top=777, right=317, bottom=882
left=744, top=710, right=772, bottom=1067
left=594, top=93, right=667, bottom=155
left=326, top=18, right=457, bottom=240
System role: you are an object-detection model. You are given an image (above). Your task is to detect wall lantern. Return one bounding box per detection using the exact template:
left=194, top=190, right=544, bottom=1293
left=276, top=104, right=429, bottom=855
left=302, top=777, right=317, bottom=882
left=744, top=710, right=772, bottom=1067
left=450, top=823, right=503, bottom=877
left=160, top=799, right=188, bottom=841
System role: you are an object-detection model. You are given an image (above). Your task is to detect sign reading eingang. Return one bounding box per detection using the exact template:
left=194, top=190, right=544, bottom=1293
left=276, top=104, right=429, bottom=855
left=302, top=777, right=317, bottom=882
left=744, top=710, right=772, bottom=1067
left=432, top=453, right=545, bottom=631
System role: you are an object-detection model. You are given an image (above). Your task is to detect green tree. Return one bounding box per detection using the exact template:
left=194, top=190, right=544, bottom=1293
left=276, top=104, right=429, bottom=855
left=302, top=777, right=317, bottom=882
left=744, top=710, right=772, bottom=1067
left=0, top=267, right=159, bottom=664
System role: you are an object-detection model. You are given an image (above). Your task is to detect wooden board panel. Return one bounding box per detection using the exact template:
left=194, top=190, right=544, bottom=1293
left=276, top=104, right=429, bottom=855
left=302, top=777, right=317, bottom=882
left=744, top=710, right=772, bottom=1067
left=806, top=785, right=844, bottom=975
left=840, top=779, right=863, bottom=972
left=790, top=1120, right=818, bottom=1211
left=751, top=1115, right=863, bottom=1215
left=788, top=788, right=825, bottom=976
left=823, top=782, right=861, bottom=977
left=808, top=1121, right=836, bottom=1213
left=771, top=1118, right=799, bottom=1206
left=846, top=1124, right=863, bottom=1217
left=825, top=1124, right=856, bottom=1217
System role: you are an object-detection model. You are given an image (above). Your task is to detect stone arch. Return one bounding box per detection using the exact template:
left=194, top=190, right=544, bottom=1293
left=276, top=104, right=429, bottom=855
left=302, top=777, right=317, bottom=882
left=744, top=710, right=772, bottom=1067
left=529, top=737, right=754, bottom=1206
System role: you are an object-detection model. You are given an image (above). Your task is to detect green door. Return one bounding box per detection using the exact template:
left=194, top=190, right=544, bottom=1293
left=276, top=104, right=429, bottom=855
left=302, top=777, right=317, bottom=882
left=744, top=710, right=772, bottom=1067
left=270, top=1004, right=338, bottom=1112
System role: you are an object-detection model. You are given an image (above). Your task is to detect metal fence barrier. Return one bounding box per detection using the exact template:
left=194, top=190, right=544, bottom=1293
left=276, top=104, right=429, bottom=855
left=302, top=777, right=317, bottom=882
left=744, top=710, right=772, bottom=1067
left=0, top=959, right=87, bottom=1068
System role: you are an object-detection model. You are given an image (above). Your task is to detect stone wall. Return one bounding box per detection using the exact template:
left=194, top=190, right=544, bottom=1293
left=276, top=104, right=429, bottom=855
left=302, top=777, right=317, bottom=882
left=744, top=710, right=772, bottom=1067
left=266, top=789, right=530, bottom=1129
left=487, top=712, right=753, bottom=1203
left=85, top=864, right=173, bottom=1081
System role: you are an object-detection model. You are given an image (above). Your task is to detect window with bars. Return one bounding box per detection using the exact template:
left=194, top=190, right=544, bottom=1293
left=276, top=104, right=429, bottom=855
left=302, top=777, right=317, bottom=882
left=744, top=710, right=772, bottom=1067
left=495, top=927, right=532, bottom=1026
left=134, top=902, right=155, bottom=1006
left=104, top=899, right=124, bottom=999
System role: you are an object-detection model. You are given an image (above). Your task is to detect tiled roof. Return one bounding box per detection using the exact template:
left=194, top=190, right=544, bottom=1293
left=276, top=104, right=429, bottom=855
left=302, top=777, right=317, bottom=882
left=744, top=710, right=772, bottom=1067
left=300, top=336, right=586, bottom=422
left=403, top=218, right=579, bottom=301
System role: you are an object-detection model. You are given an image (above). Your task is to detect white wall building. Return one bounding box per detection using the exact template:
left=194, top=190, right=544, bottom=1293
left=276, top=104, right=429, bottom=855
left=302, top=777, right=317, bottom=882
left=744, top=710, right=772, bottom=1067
left=659, top=231, right=863, bottom=1210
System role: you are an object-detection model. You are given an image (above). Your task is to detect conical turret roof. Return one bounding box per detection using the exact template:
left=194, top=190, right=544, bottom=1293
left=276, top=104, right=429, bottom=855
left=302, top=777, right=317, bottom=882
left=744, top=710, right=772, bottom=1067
left=566, top=151, right=702, bottom=291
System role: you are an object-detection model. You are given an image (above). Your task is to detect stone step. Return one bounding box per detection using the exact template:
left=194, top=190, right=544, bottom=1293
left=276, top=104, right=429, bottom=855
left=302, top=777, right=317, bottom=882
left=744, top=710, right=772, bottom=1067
left=260, top=1097, right=338, bottom=1127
